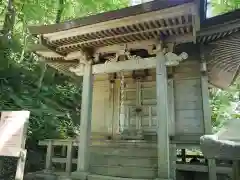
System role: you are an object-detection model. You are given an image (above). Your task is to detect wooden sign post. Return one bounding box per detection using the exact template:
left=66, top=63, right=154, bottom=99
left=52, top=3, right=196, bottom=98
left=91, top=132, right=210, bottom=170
left=0, top=111, right=30, bottom=180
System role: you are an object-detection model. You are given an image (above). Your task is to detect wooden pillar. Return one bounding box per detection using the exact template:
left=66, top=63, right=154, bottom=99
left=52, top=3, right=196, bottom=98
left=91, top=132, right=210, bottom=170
left=45, top=140, right=53, bottom=171
left=169, top=144, right=176, bottom=180
left=200, top=59, right=217, bottom=180
left=66, top=141, right=73, bottom=174
left=168, top=77, right=176, bottom=180
left=181, top=149, right=186, bottom=163
left=108, top=78, right=115, bottom=138
left=156, top=50, right=171, bottom=180
left=72, top=64, right=93, bottom=179
left=233, top=160, right=240, bottom=180
left=61, top=146, right=66, bottom=170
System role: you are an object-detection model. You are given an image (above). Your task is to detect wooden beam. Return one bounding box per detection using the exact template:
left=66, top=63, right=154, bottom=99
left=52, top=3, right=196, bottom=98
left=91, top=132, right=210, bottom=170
left=176, top=163, right=232, bottom=174
left=165, top=33, right=195, bottom=44
left=94, top=40, right=157, bottom=55
left=45, top=59, right=78, bottom=63
left=34, top=33, right=194, bottom=62
left=200, top=57, right=217, bottom=180
left=93, top=34, right=194, bottom=56
left=71, top=54, right=189, bottom=76
left=64, top=50, right=89, bottom=64
left=40, top=36, right=66, bottom=56
left=36, top=51, right=63, bottom=58
left=72, top=57, right=158, bottom=76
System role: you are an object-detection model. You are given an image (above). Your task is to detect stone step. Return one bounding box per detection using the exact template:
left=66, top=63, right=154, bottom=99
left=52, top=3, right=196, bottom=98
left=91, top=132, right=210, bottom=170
left=24, top=172, right=58, bottom=180
left=88, top=174, right=150, bottom=180
left=90, top=153, right=157, bottom=168
left=90, top=140, right=157, bottom=149
left=89, top=165, right=157, bottom=179
left=24, top=171, right=71, bottom=180
left=90, top=146, right=157, bottom=157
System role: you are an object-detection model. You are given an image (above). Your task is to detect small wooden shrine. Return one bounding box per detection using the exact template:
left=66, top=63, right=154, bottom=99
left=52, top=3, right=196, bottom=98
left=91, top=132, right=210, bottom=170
left=27, top=0, right=240, bottom=180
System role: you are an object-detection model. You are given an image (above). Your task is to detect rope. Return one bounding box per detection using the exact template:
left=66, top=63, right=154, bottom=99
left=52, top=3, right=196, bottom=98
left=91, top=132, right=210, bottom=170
left=120, top=72, right=125, bottom=111
left=119, top=71, right=125, bottom=132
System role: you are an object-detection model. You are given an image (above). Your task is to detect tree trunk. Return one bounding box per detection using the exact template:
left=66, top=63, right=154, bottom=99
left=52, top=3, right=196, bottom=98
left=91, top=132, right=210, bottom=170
left=56, top=0, right=64, bottom=23
left=1, top=0, right=16, bottom=69
left=2, top=0, right=15, bottom=41
left=37, top=0, right=65, bottom=89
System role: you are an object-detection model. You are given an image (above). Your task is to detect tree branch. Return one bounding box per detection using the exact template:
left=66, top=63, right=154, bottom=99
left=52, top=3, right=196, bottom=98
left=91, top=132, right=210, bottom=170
left=56, top=0, right=65, bottom=23
left=2, top=0, right=16, bottom=39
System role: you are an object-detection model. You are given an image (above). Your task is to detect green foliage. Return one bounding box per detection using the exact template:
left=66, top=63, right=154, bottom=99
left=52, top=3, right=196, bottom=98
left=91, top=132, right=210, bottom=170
left=210, top=82, right=240, bottom=132
left=0, top=0, right=128, bottom=144
left=208, top=0, right=240, bottom=131
left=210, top=0, right=240, bottom=16
left=0, top=60, right=82, bottom=140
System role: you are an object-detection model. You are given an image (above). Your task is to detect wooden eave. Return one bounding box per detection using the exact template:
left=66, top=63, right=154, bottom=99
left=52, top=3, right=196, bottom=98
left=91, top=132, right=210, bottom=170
left=197, top=9, right=240, bottom=44
left=197, top=9, right=240, bottom=89
left=28, top=0, right=198, bottom=61
left=28, top=0, right=194, bottom=35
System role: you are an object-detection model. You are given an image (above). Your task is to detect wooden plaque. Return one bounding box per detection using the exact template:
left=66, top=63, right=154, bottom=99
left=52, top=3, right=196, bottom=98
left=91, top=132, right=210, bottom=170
left=0, top=111, right=30, bottom=157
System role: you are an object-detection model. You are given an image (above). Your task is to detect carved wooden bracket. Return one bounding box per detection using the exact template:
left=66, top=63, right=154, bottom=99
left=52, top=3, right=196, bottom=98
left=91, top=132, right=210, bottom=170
left=68, top=48, right=188, bottom=76
left=65, top=49, right=91, bottom=64
left=165, top=52, right=188, bottom=66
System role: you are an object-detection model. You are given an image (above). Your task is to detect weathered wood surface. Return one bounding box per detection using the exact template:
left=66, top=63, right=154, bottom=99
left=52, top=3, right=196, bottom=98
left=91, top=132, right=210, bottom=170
left=88, top=60, right=205, bottom=142
left=91, top=80, right=110, bottom=134
left=77, top=64, right=93, bottom=173
left=174, top=60, right=204, bottom=136
left=78, top=59, right=205, bottom=145
left=37, top=138, right=233, bottom=179
left=39, top=136, right=202, bottom=148
left=156, top=50, right=171, bottom=179
left=30, top=1, right=197, bottom=63
left=89, top=165, right=157, bottom=179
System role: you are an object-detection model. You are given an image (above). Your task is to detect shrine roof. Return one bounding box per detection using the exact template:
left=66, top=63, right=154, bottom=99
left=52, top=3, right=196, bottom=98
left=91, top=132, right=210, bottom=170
left=28, top=0, right=194, bottom=35
left=27, top=2, right=240, bottom=89
left=28, top=0, right=198, bottom=60
left=198, top=9, right=240, bottom=43
left=198, top=9, right=240, bottom=89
